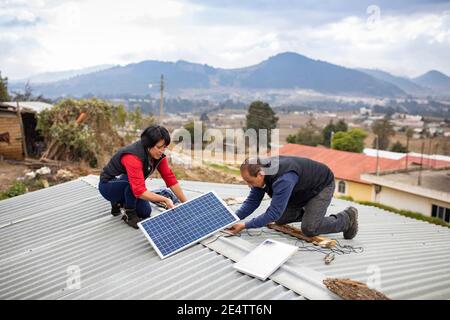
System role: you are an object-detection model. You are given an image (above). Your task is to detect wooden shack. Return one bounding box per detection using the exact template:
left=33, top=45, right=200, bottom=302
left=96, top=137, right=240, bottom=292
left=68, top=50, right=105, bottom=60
left=0, top=102, right=51, bottom=161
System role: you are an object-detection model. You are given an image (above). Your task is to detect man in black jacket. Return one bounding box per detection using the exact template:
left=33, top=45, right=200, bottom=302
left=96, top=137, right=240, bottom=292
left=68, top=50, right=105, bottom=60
left=228, top=156, right=358, bottom=239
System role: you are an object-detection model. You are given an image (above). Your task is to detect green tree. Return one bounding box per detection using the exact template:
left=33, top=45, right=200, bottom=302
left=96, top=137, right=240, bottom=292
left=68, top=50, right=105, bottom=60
left=405, top=127, right=413, bottom=152
left=322, top=121, right=335, bottom=147
left=442, top=139, right=450, bottom=156
left=322, top=119, right=348, bottom=147
left=0, top=71, right=10, bottom=102
left=390, top=141, right=408, bottom=153
left=112, top=104, right=127, bottom=128
left=287, top=118, right=323, bottom=146
left=130, top=105, right=143, bottom=131
left=335, top=119, right=348, bottom=132
left=11, top=81, right=51, bottom=103
left=332, top=128, right=368, bottom=153
left=36, top=98, right=122, bottom=167
left=403, top=127, right=415, bottom=169
left=372, top=117, right=395, bottom=150
left=142, top=115, right=156, bottom=128
left=286, top=134, right=295, bottom=144
left=184, top=121, right=207, bottom=149
left=245, top=101, right=278, bottom=150
left=200, top=112, right=209, bottom=122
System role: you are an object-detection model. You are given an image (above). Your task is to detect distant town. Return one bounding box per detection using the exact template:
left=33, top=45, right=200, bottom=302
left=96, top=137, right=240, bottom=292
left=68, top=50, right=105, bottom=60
left=1, top=52, right=449, bottom=227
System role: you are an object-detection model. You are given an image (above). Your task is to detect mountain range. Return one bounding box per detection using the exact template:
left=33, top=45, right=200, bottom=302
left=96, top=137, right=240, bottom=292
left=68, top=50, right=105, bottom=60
left=10, top=52, right=450, bottom=99
left=10, top=64, right=116, bottom=85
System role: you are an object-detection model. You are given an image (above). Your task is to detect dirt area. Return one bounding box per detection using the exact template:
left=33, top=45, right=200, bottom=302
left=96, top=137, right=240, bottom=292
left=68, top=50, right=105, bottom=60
left=0, top=161, right=28, bottom=192
left=364, top=132, right=450, bottom=155
left=153, top=163, right=244, bottom=185
left=0, top=159, right=100, bottom=192
left=0, top=156, right=243, bottom=198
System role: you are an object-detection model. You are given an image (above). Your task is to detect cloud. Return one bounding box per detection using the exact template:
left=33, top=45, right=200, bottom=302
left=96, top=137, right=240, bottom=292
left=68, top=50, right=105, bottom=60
left=0, top=15, right=41, bottom=27
left=0, top=34, right=43, bottom=79
left=283, top=11, right=450, bottom=77
left=0, top=1, right=43, bottom=27
left=0, top=0, right=449, bottom=80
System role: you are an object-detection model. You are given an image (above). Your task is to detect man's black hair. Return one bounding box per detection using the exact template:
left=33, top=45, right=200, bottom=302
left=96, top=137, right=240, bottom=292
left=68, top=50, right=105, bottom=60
left=240, top=157, right=272, bottom=177
left=140, top=125, right=171, bottom=149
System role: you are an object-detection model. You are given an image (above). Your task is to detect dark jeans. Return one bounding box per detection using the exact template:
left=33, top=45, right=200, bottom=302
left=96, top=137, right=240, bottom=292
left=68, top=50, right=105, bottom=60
left=98, top=175, right=179, bottom=219
left=275, top=181, right=349, bottom=237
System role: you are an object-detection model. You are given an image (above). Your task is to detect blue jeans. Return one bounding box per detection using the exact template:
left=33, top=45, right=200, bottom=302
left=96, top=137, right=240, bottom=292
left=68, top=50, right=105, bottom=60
left=98, top=175, right=179, bottom=219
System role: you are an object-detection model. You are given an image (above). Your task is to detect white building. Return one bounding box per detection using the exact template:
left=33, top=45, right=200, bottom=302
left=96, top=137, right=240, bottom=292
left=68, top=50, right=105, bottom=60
left=359, top=107, right=372, bottom=116
left=363, top=148, right=405, bottom=160
left=361, top=169, right=450, bottom=223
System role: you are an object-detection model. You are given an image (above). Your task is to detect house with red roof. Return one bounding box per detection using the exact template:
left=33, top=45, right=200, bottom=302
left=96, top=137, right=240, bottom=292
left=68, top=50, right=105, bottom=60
left=275, top=144, right=450, bottom=220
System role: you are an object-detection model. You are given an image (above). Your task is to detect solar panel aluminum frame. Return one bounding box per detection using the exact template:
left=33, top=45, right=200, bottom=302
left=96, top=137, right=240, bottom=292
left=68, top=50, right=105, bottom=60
left=138, top=191, right=240, bottom=259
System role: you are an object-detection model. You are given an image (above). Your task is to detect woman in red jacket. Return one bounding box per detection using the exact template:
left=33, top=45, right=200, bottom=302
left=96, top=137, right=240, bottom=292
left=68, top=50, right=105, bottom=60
left=99, top=125, right=187, bottom=229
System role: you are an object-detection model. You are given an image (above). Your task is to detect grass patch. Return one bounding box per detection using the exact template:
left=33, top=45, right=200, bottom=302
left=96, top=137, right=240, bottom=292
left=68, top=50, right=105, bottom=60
left=337, top=195, right=354, bottom=202
left=0, top=179, right=52, bottom=201
left=357, top=201, right=450, bottom=228
left=169, top=166, right=189, bottom=180
left=206, top=162, right=240, bottom=176
left=0, top=181, right=27, bottom=200
left=337, top=197, right=450, bottom=229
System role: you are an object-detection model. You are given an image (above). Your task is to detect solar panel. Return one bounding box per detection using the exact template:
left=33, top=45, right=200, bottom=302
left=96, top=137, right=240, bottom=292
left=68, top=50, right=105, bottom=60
left=138, top=191, right=240, bottom=259
left=233, top=239, right=298, bottom=280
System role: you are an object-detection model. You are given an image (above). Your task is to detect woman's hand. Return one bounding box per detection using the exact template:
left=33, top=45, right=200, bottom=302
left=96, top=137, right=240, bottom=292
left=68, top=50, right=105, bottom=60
left=164, top=198, right=175, bottom=209
left=169, top=183, right=188, bottom=203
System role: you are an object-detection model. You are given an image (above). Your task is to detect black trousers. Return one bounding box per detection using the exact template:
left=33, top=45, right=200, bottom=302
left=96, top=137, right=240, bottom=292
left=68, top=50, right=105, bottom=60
left=275, top=181, right=350, bottom=237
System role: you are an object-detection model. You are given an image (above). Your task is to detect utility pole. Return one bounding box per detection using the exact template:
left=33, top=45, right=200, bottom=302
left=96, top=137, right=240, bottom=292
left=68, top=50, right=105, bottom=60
left=432, top=143, right=439, bottom=168
left=376, top=135, right=380, bottom=176
left=418, top=140, right=425, bottom=186
left=405, top=127, right=412, bottom=171
left=427, top=134, right=433, bottom=168
left=159, top=74, right=164, bottom=122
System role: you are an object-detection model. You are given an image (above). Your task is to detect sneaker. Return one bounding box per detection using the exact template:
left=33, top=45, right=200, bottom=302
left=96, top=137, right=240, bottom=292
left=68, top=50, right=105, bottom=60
left=122, top=208, right=141, bottom=229
left=343, top=206, right=358, bottom=240
left=110, top=202, right=122, bottom=216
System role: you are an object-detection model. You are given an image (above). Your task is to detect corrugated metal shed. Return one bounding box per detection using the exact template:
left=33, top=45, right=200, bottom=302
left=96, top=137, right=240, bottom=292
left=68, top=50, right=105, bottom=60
left=1, top=176, right=450, bottom=300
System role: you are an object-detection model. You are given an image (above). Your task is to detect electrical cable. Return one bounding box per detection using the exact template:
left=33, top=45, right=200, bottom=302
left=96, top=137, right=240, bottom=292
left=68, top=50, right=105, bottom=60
left=242, top=227, right=364, bottom=256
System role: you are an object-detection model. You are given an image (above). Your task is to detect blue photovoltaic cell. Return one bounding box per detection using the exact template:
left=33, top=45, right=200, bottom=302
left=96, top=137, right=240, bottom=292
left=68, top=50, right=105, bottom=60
left=138, top=192, right=239, bottom=258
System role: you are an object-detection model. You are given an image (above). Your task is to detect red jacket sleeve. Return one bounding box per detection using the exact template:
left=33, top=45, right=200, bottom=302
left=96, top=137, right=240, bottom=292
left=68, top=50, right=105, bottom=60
left=157, top=157, right=178, bottom=188
left=121, top=154, right=147, bottom=198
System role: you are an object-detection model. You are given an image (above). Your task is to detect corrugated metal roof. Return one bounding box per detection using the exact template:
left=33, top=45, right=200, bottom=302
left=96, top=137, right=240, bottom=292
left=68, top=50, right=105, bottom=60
left=0, top=101, right=53, bottom=113
left=234, top=198, right=450, bottom=300
left=1, top=176, right=450, bottom=300
left=0, top=178, right=302, bottom=300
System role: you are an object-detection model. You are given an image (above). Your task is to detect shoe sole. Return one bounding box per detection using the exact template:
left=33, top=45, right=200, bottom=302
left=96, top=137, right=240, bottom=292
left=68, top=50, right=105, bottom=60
left=344, top=207, right=359, bottom=239
left=122, top=215, right=140, bottom=229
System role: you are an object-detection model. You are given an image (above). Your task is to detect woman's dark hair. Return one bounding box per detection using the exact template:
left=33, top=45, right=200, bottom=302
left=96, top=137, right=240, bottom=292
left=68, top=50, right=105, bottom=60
left=140, top=125, right=171, bottom=149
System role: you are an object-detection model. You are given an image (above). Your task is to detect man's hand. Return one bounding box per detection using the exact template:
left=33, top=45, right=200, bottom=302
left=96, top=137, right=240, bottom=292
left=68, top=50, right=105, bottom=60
left=227, top=222, right=246, bottom=234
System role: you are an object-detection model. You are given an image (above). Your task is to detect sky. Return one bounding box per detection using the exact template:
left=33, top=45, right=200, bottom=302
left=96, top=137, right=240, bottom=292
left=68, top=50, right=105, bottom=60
left=1, top=0, right=450, bottom=80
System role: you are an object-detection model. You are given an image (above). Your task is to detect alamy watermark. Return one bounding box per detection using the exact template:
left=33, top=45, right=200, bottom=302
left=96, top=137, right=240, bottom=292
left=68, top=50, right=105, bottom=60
left=366, top=5, right=381, bottom=29
left=366, top=264, right=382, bottom=291
left=170, top=121, right=280, bottom=173
left=66, top=265, right=81, bottom=290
